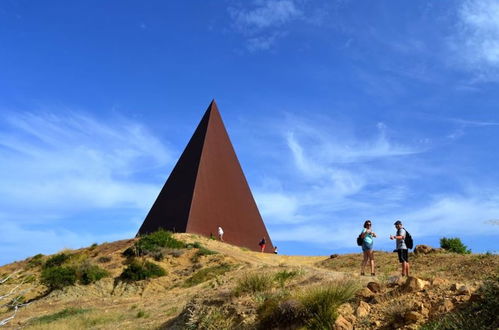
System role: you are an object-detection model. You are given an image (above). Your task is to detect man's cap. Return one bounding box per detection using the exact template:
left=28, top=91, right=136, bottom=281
left=394, top=220, right=402, bottom=225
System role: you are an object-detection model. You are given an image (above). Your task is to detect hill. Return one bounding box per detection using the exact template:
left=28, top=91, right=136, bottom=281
left=0, top=233, right=497, bottom=329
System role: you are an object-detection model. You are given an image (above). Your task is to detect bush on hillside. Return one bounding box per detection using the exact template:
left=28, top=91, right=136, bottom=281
left=123, top=230, right=186, bottom=259
left=440, top=237, right=471, bottom=254
left=41, top=266, right=77, bottom=290
left=43, top=253, right=71, bottom=269
left=120, top=260, right=166, bottom=281
left=27, top=253, right=45, bottom=268
left=78, top=264, right=109, bottom=285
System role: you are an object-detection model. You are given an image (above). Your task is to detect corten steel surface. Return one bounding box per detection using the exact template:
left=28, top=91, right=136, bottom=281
left=138, top=100, right=273, bottom=252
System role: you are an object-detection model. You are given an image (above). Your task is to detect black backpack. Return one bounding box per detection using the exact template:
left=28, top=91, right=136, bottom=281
left=404, top=230, right=413, bottom=249
left=356, top=234, right=363, bottom=246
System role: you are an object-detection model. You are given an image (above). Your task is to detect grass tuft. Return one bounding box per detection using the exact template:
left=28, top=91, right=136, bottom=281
left=234, top=272, right=273, bottom=295
left=183, top=264, right=232, bottom=287
left=30, top=307, right=91, bottom=324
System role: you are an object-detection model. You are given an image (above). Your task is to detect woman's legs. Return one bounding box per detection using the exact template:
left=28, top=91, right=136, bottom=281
left=361, top=250, right=369, bottom=275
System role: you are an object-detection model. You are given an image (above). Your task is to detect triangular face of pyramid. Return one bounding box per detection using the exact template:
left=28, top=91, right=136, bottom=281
left=138, top=101, right=273, bottom=252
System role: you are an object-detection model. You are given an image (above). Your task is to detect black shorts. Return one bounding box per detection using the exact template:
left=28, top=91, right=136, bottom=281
left=397, top=249, right=409, bottom=263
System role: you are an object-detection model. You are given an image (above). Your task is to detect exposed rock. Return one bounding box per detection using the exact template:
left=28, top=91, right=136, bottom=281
left=387, top=275, right=405, bottom=287
left=333, top=314, right=353, bottom=330
left=405, top=311, right=423, bottom=323
left=329, top=254, right=339, bottom=259
left=414, top=244, right=434, bottom=254
left=344, top=314, right=356, bottom=325
left=356, top=288, right=375, bottom=300
left=456, top=285, right=471, bottom=296
left=431, top=277, right=449, bottom=287
left=356, top=301, right=371, bottom=317
left=404, top=277, right=429, bottom=292
left=367, top=281, right=381, bottom=293
left=337, top=303, right=354, bottom=316
left=431, top=299, right=454, bottom=314
left=450, top=283, right=464, bottom=291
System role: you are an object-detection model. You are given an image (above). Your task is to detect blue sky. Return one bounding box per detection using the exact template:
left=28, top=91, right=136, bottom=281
left=1, top=0, right=499, bottom=265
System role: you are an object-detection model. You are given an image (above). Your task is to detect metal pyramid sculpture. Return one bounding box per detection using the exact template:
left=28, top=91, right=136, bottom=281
left=138, top=100, right=273, bottom=252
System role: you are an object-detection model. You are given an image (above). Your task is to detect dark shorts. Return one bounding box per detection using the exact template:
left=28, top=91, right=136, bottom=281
left=362, top=242, right=373, bottom=252
left=397, top=249, right=409, bottom=263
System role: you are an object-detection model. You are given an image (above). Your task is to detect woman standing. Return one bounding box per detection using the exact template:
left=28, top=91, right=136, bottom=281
left=360, top=220, right=376, bottom=276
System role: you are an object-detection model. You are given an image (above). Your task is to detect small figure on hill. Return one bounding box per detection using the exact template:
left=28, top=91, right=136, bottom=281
left=259, top=237, right=266, bottom=253
left=218, top=226, right=224, bottom=242
left=390, top=220, right=410, bottom=276
left=273, top=246, right=278, bottom=254
left=360, top=220, right=376, bottom=276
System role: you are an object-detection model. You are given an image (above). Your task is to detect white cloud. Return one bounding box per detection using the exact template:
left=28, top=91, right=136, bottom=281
left=0, top=111, right=172, bottom=217
left=228, top=0, right=304, bottom=51
left=452, top=0, right=499, bottom=79
left=230, top=0, right=301, bottom=31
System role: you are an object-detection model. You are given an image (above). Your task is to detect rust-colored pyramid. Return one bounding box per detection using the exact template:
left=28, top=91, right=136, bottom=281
left=138, top=100, right=273, bottom=252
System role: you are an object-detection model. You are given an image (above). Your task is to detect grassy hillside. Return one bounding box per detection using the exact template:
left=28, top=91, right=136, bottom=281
left=0, top=233, right=497, bottom=329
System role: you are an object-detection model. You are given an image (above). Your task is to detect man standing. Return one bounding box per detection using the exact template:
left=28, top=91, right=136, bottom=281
left=390, top=220, right=410, bottom=276
left=218, top=226, right=224, bottom=242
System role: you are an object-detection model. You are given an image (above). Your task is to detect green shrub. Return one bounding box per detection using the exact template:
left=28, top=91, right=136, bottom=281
left=41, top=266, right=77, bottom=290
left=136, top=310, right=149, bottom=318
left=78, top=264, right=109, bottom=285
left=120, top=260, right=166, bottom=281
left=124, top=230, right=186, bottom=258
left=183, top=264, right=232, bottom=287
left=440, top=237, right=471, bottom=254
left=43, top=253, right=71, bottom=269
left=27, top=253, right=45, bottom=268
left=191, top=246, right=217, bottom=263
left=299, top=281, right=360, bottom=329
left=30, top=307, right=91, bottom=324
left=234, top=272, right=273, bottom=295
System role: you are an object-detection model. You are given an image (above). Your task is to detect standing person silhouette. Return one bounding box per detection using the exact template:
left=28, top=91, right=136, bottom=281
left=258, top=237, right=266, bottom=253
left=390, top=220, right=410, bottom=276
left=217, top=226, right=224, bottom=242
left=360, top=220, right=376, bottom=276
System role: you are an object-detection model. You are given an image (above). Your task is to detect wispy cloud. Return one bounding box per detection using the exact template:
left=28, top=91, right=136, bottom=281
left=228, top=0, right=305, bottom=51
left=230, top=0, right=301, bottom=31
left=253, top=113, right=499, bottom=251
left=0, top=110, right=172, bottom=218
left=254, top=115, right=424, bottom=227
left=451, top=0, right=499, bottom=80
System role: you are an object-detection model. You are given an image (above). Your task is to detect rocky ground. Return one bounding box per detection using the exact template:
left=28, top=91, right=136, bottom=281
left=0, top=235, right=497, bottom=329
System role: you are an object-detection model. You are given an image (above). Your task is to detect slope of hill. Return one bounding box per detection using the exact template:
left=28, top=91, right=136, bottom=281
left=0, top=233, right=497, bottom=329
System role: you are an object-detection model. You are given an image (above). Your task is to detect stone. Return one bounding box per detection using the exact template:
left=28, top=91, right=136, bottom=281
left=405, top=311, right=423, bottom=323
left=387, top=275, right=404, bottom=287
left=431, top=277, right=449, bottom=287
left=356, top=288, right=375, bottom=299
left=333, top=315, right=353, bottom=330
left=337, top=303, right=354, bottom=316
left=456, top=285, right=471, bottom=296
left=404, top=277, right=429, bottom=292
left=450, top=283, right=464, bottom=291
left=344, top=314, right=356, bottom=325
left=414, top=244, right=434, bottom=254
left=356, top=301, right=371, bottom=318
left=367, top=281, right=381, bottom=293
left=329, top=254, right=339, bottom=259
